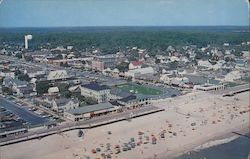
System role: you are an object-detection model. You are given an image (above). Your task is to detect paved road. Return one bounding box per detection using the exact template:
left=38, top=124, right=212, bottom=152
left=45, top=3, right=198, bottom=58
left=0, top=105, right=162, bottom=145
left=0, top=96, right=48, bottom=125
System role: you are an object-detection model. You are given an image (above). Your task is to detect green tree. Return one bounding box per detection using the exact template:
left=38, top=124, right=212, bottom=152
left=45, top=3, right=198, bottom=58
left=84, top=97, right=98, bottom=105
left=36, top=81, right=50, bottom=95
left=2, top=87, right=13, bottom=95
left=155, top=59, right=161, bottom=64
left=18, top=74, right=30, bottom=82
left=116, top=62, right=129, bottom=72
left=15, top=53, right=22, bottom=59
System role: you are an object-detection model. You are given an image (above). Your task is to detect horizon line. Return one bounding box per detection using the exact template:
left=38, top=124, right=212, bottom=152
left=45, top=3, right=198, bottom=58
left=0, top=25, right=249, bottom=29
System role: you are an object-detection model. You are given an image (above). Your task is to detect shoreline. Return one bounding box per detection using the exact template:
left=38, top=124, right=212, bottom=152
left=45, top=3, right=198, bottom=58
left=155, top=121, right=250, bottom=159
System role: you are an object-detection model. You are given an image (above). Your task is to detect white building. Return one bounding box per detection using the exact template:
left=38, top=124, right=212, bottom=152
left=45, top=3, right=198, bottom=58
left=48, top=87, right=59, bottom=95
left=0, top=71, right=15, bottom=78
left=80, top=83, right=110, bottom=103
left=125, top=67, right=155, bottom=79
left=198, top=60, right=212, bottom=69
left=224, top=71, right=242, bottom=82
left=47, top=70, right=68, bottom=80
left=194, top=83, right=224, bottom=91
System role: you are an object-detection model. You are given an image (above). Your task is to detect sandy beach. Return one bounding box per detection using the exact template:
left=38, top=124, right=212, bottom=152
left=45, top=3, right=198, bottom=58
left=1, top=90, right=249, bottom=159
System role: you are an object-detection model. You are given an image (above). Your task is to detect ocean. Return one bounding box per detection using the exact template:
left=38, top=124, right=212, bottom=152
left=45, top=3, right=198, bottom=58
left=174, top=133, right=250, bottom=159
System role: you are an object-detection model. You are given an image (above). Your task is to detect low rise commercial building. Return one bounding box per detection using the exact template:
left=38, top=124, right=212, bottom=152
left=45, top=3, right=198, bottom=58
left=64, top=102, right=116, bottom=121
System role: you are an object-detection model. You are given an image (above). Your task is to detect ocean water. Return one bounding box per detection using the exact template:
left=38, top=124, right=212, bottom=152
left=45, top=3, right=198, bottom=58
left=174, top=133, right=250, bottom=159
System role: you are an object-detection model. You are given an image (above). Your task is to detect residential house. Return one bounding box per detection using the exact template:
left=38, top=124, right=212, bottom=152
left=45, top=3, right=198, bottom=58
left=129, top=61, right=143, bottom=70
left=49, top=97, right=79, bottom=112
left=47, top=70, right=69, bottom=80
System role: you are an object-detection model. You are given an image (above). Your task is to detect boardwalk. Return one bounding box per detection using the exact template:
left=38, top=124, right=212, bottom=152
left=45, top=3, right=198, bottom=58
left=0, top=105, right=164, bottom=146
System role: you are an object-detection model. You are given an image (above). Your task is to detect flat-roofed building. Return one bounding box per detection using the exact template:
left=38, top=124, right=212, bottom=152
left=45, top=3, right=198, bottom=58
left=80, top=82, right=110, bottom=103
left=64, top=102, right=116, bottom=121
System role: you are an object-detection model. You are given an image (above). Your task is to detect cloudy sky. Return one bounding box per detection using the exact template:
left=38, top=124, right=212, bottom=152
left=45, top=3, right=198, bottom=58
left=0, top=0, right=249, bottom=27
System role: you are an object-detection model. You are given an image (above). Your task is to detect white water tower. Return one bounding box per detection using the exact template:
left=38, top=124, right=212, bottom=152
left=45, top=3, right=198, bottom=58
left=24, top=34, right=32, bottom=49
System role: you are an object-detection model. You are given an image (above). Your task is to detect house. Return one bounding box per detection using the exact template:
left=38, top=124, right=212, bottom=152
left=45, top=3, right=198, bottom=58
left=197, top=60, right=212, bottom=69
left=48, top=87, right=59, bottom=95
left=49, top=97, right=79, bottom=112
left=3, top=77, right=28, bottom=92
left=129, top=61, right=143, bottom=70
left=64, top=102, right=116, bottom=121
left=0, top=69, right=15, bottom=78
left=80, top=82, right=110, bottom=103
left=16, top=85, right=37, bottom=97
left=24, top=67, right=45, bottom=78
left=47, top=70, right=68, bottom=80
left=125, top=67, right=155, bottom=79
left=3, top=77, right=36, bottom=97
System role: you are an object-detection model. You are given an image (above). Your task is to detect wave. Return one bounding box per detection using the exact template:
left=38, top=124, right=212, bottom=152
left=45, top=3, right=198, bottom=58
left=194, top=135, right=239, bottom=151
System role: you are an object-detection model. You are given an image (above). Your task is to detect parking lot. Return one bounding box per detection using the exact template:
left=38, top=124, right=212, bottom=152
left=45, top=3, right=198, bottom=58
left=0, top=96, right=48, bottom=126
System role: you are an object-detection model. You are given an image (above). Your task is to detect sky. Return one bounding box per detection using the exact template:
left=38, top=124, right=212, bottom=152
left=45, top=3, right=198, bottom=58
left=0, top=0, right=249, bottom=27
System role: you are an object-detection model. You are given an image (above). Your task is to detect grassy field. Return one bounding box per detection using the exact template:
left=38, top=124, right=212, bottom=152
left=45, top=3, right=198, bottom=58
left=116, top=84, right=163, bottom=95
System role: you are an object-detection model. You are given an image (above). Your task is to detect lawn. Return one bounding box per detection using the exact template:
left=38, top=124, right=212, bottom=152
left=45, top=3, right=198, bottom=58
left=116, top=84, right=163, bottom=95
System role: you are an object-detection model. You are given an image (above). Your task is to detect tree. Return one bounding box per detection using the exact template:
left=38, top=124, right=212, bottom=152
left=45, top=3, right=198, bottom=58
left=61, top=90, right=72, bottom=98
left=15, top=53, right=22, bottom=59
left=36, top=81, right=50, bottom=95
left=84, top=97, right=98, bottom=105
left=155, top=58, right=161, bottom=64
left=18, top=74, right=30, bottom=82
left=60, top=62, right=69, bottom=67
left=116, top=62, right=129, bottom=72
left=14, top=69, right=22, bottom=76
left=2, top=87, right=13, bottom=95
left=25, top=55, right=33, bottom=62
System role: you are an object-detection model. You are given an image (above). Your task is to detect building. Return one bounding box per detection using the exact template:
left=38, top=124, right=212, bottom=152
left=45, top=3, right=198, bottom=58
left=49, top=97, right=79, bottom=112
left=129, top=61, right=143, bottom=70
left=125, top=67, right=155, bottom=79
left=92, top=54, right=117, bottom=71
left=117, top=95, right=150, bottom=109
left=64, top=102, right=116, bottom=121
left=24, top=67, right=45, bottom=78
left=194, top=83, right=224, bottom=91
left=0, top=69, right=15, bottom=78
left=48, top=87, right=59, bottom=95
left=47, top=70, right=68, bottom=80
left=16, top=85, right=37, bottom=97
left=92, top=61, right=105, bottom=71
left=3, top=78, right=28, bottom=92
left=80, top=82, right=110, bottom=103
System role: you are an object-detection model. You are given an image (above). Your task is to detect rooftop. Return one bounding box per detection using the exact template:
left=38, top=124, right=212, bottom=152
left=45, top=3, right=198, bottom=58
left=66, top=102, right=114, bottom=115
left=82, top=82, right=109, bottom=91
